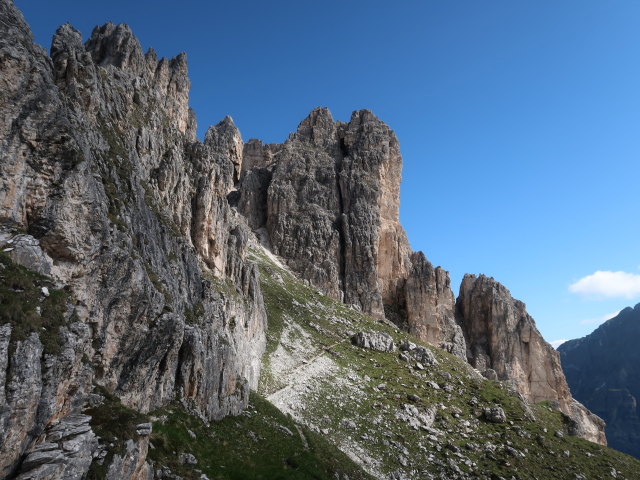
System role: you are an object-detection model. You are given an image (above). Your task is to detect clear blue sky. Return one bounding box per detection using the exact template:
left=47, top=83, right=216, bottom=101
left=17, top=0, right=640, bottom=345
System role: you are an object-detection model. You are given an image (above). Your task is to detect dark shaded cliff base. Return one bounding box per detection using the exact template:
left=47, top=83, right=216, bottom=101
left=85, top=387, right=372, bottom=480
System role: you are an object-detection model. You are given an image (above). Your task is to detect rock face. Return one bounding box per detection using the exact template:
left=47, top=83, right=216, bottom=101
left=457, top=274, right=606, bottom=445
left=15, top=415, right=98, bottom=480
left=404, top=252, right=466, bottom=358
left=0, top=2, right=265, bottom=478
left=559, top=304, right=640, bottom=458
left=237, top=107, right=466, bottom=358
left=351, top=331, right=395, bottom=352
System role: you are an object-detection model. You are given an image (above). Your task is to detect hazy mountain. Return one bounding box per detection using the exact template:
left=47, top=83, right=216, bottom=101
left=559, top=304, right=640, bottom=459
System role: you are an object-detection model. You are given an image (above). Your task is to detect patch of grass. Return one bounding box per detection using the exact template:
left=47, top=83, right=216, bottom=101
left=98, top=118, right=129, bottom=162
left=140, top=180, right=181, bottom=237
left=130, top=99, right=156, bottom=129
left=98, top=68, right=109, bottom=82
left=85, top=385, right=150, bottom=479
left=250, top=250, right=339, bottom=355
left=148, top=393, right=374, bottom=480
left=143, top=261, right=173, bottom=307
left=184, top=301, right=205, bottom=326
left=0, top=251, right=71, bottom=355
left=202, top=267, right=245, bottom=304
left=96, top=118, right=134, bottom=230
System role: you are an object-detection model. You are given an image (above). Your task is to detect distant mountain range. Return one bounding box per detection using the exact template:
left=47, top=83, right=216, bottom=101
left=559, top=304, right=640, bottom=458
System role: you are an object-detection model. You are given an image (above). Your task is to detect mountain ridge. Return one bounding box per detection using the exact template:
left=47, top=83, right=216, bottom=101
left=0, top=1, right=634, bottom=478
left=232, top=98, right=604, bottom=445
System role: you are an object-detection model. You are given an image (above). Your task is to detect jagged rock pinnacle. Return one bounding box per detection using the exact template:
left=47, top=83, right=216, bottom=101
left=457, top=273, right=606, bottom=444
left=237, top=106, right=467, bottom=358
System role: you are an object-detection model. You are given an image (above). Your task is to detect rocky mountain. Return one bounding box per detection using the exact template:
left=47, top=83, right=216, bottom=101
left=234, top=107, right=603, bottom=444
left=0, top=2, right=265, bottom=477
left=254, top=249, right=638, bottom=479
left=0, top=1, right=636, bottom=478
left=457, top=274, right=606, bottom=444
left=559, top=304, right=640, bottom=459
left=235, top=107, right=467, bottom=359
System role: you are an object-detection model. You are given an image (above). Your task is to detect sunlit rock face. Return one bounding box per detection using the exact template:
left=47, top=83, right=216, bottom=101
left=0, top=1, right=265, bottom=477
left=457, top=274, right=606, bottom=445
left=237, top=107, right=466, bottom=358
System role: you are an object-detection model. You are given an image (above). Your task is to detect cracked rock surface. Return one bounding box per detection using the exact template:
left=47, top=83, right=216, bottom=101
left=237, top=107, right=467, bottom=358
left=0, top=1, right=264, bottom=477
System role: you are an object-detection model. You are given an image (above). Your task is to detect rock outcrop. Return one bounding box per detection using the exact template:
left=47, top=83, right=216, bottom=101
left=0, top=2, right=265, bottom=477
left=237, top=107, right=466, bottom=358
left=14, top=415, right=98, bottom=480
left=456, top=274, right=606, bottom=445
left=351, top=331, right=395, bottom=352
left=559, top=304, right=640, bottom=458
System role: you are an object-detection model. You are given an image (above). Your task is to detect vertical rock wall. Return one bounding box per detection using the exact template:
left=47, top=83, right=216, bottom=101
left=0, top=2, right=265, bottom=477
left=237, top=107, right=466, bottom=357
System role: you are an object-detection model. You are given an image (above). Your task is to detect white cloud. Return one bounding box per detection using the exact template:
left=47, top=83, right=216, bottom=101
left=578, top=310, right=620, bottom=326
left=550, top=339, right=568, bottom=349
left=569, top=271, right=640, bottom=299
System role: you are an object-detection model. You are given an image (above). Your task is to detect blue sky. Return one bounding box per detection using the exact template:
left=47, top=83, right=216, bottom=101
left=17, top=0, right=640, bottom=345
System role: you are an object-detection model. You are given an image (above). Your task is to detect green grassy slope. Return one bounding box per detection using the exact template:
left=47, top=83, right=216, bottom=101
left=147, top=394, right=374, bottom=480
left=0, top=250, right=71, bottom=355
left=86, top=385, right=373, bottom=480
left=0, top=245, right=371, bottom=480
left=6, top=241, right=638, bottom=479
left=251, top=247, right=640, bottom=480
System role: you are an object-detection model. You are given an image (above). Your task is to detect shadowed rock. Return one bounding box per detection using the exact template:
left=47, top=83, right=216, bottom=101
left=0, top=1, right=265, bottom=476
left=559, top=304, right=640, bottom=458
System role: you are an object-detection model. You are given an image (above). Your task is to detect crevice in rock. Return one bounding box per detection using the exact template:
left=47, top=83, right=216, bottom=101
left=384, top=278, right=410, bottom=331
left=335, top=137, right=348, bottom=303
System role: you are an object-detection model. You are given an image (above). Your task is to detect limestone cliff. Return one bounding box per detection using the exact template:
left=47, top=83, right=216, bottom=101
left=0, top=2, right=265, bottom=478
left=237, top=107, right=466, bottom=358
left=457, top=274, right=606, bottom=445
left=235, top=107, right=604, bottom=445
